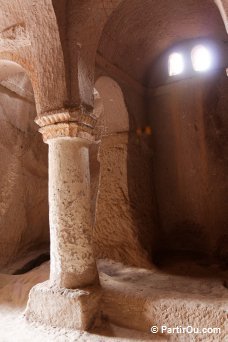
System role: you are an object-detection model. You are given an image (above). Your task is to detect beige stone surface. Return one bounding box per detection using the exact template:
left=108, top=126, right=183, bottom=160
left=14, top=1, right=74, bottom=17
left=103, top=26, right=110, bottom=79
left=25, top=280, right=102, bottom=331
left=92, top=76, right=156, bottom=267
left=0, top=0, right=226, bottom=113
left=0, top=0, right=67, bottom=115
left=0, top=73, right=49, bottom=270
left=100, top=259, right=228, bottom=340
left=93, top=134, right=153, bottom=268
left=47, top=137, right=98, bottom=288
left=98, top=0, right=227, bottom=87
left=95, top=76, right=129, bottom=135
left=0, top=260, right=154, bottom=341
left=150, top=73, right=228, bottom=262
left=1, top=259, right=227, bottom=341
left=0, top=1, right=227, bottom=339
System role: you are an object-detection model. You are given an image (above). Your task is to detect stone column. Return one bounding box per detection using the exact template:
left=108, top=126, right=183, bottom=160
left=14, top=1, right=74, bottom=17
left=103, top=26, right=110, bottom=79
left=48, top=137, right=98, bottom=288
left=25, top=122, right=101, bottom=331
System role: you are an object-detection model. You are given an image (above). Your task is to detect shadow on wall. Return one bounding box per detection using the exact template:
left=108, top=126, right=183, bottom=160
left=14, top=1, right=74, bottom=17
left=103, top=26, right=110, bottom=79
left=203, top=71, right=228, bottom=266
left=149, top=71, right=228, bottom=267
left=91, top=76, right=156, bottom=268
left=0, top=60, right=49, bottom=272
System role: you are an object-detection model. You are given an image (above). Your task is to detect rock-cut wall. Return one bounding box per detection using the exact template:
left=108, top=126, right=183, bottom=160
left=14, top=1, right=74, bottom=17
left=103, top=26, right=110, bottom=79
left=92, top=76, right=156, bottom=268
left=0, top=73, right=49, bottom=270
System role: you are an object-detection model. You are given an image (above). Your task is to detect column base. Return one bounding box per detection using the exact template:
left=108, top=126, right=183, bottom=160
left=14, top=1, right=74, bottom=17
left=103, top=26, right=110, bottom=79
left=24, top=281, right=102, bottom=331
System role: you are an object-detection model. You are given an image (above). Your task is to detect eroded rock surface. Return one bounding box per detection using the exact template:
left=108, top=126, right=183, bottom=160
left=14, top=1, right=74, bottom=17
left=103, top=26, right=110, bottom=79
left=0, top=73, right=49, bottom=270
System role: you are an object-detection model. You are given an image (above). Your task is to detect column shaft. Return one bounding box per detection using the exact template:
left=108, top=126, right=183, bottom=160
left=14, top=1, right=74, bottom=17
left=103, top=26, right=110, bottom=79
left=48, top=137, right=98, bottom=288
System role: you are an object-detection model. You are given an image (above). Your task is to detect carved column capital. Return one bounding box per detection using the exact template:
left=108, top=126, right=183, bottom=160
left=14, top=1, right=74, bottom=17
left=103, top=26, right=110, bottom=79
left=39, top=122, right=95, bottom=143
left=35, top=108, right=97, bottom=143
left=35, top=108, right=97, bottom=129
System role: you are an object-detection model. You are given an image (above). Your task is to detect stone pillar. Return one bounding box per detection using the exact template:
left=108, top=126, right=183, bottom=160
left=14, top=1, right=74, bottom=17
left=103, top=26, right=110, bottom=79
left=25, top=122, right=101, bottom=331
left=48, top=137, right=98, bottom=288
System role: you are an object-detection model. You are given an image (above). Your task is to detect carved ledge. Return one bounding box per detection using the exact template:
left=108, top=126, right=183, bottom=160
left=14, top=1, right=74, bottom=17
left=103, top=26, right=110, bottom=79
left=35, top=108, right=97, bottom=129
left=39, top=122, right=95, bottom=143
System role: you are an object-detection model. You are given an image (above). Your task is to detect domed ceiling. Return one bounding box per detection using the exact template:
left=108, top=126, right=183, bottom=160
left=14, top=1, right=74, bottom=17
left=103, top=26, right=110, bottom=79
left=98, top=0, right=227, bottom=86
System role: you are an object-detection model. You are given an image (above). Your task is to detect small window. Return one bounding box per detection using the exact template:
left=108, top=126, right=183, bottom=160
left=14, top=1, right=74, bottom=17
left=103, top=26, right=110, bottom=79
left=168, top=52, right=184, bottom=76
left=191, top=45, right=211, bottom=72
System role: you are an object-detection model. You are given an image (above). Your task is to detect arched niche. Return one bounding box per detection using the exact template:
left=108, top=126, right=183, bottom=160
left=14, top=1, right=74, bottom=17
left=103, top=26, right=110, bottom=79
left=94, top=76, right=129, bottom=135
left=0, top=60, right=49, bottom=272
